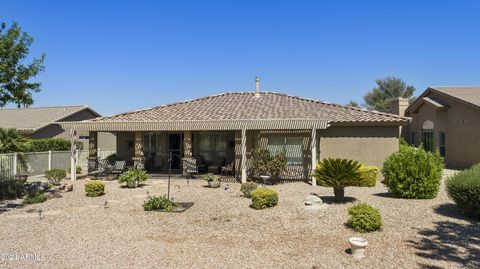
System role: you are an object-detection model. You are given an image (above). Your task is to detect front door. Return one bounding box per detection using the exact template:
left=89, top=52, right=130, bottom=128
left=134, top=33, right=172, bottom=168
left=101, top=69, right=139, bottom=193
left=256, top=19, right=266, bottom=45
left=168, top=133, right=183, bottom=170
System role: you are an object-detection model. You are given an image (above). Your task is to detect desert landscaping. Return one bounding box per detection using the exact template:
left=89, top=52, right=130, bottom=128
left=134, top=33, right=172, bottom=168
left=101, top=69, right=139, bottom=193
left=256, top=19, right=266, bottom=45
left=0, top=170, right=478, bottom=269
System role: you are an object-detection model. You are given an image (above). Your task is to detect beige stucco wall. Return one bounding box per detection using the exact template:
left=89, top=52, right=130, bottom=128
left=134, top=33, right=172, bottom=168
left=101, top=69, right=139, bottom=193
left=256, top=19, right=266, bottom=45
left=318, top=126, right=400, bottom=169
left=407, top=92, right=480, bottom=168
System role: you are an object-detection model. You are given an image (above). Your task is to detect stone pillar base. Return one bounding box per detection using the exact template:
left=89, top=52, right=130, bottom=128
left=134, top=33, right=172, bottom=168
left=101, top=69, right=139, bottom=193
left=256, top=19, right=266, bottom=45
left=132, top=157, right=145, bottom=170
left=87, top=157, right=98, bottom=172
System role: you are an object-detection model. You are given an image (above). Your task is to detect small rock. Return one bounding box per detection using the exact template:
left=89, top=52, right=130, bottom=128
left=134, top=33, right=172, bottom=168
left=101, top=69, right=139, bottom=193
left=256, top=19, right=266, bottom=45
left=66, top=184, right=73, bottom=192
left=46, top=190, right=62, bottom=199
left=58, top=183, right=66, bottom=191
left=304, top=193, right=323, bottom=206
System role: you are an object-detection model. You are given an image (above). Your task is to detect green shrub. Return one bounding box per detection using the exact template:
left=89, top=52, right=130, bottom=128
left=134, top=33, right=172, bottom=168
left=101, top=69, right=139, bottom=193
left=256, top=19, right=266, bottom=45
left=85, top=180, right=105, bottom=197
left=382, top=143, right=444, bottom=199
left=313, top=158, right=366, bottom=202
left=202, top=173, right=220, bottom=182
left=355, top=164, right=379, bottom=187
left=240, top=181, right=258, bottom=198
left=143, top=195, right=176, bottom=211
left=250, top=148, right=288, bottom=183
left=23, top=192, right=47, bottom=204
left=25, top=138, right=83, bottom=152
left=251, top=188, right=278, bottom=209
left=76, top=164, right=82, bottom=174
left=346, top=203, right=382, bottom=233
left=446, top=164, right=480, bottom=219
left=105, top=153, right=117, bottom=164
left=45, top=169, right=67, bottom=185
left=0, top=176, right=25, bottom=200
left=118, top=168, right=149, bottom=188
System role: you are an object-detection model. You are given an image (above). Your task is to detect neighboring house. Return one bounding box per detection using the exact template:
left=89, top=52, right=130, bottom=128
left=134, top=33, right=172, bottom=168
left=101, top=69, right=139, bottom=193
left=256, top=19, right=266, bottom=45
left=401, top=86, right=480, bottom=169
left=62, top=89, right=408, bottom=183
left=0, top=105, right=116, bottom=150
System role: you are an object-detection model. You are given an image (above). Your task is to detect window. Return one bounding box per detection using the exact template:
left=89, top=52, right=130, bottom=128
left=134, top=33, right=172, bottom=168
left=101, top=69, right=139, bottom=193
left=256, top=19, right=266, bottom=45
left=421, top=131, right=434, bottom=152
left=198, top=133, right=227, bottom=161
left=267, top=136, right=303, bottom=165
left=439, top=132, right=446, bottom=157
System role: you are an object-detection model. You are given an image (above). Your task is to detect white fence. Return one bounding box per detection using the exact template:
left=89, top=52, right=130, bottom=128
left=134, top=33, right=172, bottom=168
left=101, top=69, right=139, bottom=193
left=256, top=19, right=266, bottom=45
left=0, top=149, right=116, bottom=177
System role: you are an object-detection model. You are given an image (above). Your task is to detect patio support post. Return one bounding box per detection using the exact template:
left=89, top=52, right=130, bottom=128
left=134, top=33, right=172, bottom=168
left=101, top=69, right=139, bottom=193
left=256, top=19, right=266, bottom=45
left=183, top=131, right=192, bottom=157
left=132, top=131, right=144, bottom=170
left=241, top=127, right=247, bottom=183
left=311, top=128, right=317, bottom=186
left=88, top=131, right=98, bottom=173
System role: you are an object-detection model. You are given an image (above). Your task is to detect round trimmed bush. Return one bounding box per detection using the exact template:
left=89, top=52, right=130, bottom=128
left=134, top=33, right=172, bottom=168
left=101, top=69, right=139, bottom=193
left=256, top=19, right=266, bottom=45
left=251, top=188, right=278, bottom=209
left=85, top=180, right=105, bottom=197
left=346, top=203, right=382, bottom=232
left=240, top=181, right=258, bottom=198
left=446, top=164, right=480, bottom=219
left=382, top=144, right=444, bottom=199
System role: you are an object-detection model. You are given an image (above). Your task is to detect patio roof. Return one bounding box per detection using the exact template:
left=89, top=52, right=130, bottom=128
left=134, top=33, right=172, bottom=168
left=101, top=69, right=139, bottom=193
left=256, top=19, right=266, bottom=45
left=61, top=92, right=409, bottom=131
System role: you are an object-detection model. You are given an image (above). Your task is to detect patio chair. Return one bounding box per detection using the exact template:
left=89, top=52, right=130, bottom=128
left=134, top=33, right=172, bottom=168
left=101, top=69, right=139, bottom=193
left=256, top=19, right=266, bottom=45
left=221, top=161, right=234, bottom=176
left=182, top=157, right=198, bottom=178
left=208, top=157, right=225, bottom=174
left=110, top=160, right=127, bottom=178
left=88, top=159, right=111, bottom=179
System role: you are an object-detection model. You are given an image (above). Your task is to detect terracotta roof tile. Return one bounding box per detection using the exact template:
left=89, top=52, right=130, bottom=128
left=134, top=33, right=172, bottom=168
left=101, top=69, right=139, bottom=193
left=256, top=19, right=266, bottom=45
left=93, top=92, right=407, bottom=124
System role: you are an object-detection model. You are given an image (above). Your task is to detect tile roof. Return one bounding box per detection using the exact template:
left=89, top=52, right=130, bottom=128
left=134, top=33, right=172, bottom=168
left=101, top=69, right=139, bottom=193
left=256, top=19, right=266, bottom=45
left=93, top=92, right=407, bottom=124
left=0, top=105, right=97, bottom=133
left=429, top=86, right=480, bottom=108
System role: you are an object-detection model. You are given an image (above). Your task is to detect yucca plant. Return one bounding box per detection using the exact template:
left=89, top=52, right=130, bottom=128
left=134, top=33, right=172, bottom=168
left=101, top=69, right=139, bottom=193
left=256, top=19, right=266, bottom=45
left=313, top=158, right=362, bottom=202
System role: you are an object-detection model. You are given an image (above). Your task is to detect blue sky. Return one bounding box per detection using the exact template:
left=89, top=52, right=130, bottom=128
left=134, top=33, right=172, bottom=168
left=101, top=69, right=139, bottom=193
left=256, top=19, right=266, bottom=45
left=2, top=0, right=480, bottom=116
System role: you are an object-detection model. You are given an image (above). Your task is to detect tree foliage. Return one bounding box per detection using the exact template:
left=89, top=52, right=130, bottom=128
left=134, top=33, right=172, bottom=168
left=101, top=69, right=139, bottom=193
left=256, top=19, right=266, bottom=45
left=313, top=158, right=363, bottom=201
left=346, top=100, right=360, bottom=107
left=0, top=128, right=28, bottom=153
left=0, top=22, right=45, bottom=107
left=363, top=77, right=415, bottom=112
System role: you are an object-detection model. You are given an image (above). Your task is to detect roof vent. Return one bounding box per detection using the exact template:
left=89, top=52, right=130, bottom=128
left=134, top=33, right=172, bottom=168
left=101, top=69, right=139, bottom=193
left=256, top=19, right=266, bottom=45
left=255, top=77, right=260, bottom=97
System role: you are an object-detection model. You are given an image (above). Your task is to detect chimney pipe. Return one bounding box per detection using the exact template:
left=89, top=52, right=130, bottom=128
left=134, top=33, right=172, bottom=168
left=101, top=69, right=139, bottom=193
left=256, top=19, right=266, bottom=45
left=255, top=77, right=260, bottom=97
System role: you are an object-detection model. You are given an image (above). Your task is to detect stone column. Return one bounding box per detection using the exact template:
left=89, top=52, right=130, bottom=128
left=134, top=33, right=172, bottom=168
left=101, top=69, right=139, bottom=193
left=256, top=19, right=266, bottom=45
left=311, top=128, right=317, bottom=186
left=234, top=130, right=242, bottom=179
left=241, top=127, right=247, bottom=183
left=88, top=131, right=98, bottom=173
left=183, top=131, right=192, bottom=157
left=132, top=131, right=144, bottom=169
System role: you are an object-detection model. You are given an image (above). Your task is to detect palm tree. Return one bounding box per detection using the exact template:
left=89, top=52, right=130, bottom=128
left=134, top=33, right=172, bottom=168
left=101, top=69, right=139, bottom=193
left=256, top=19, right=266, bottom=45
left=313, top=158, right=362, bottom=202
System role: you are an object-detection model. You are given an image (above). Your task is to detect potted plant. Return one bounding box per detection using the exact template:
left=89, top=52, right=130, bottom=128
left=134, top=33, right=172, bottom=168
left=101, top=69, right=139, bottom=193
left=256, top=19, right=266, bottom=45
left=202, top=173, right=220, bottom=188
left=118, top=168, right=149, bottom=188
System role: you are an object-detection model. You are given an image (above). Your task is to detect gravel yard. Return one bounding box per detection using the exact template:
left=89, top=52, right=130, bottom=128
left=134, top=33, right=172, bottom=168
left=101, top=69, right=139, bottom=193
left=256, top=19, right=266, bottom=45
left=0, top=170, right=478, bottom=269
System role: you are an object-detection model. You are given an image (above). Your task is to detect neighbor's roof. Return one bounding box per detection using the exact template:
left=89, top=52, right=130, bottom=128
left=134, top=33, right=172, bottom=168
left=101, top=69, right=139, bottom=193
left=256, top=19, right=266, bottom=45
left=406, top=86, right=480, bottom=113
left=62, top=92, right=408, bottom=131
left=0, top=105, right=100, bottom=133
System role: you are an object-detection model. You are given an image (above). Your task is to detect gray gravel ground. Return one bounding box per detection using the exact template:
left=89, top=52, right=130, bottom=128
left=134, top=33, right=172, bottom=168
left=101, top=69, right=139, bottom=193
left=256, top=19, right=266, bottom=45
left=0, top=169, right=479, bottom=269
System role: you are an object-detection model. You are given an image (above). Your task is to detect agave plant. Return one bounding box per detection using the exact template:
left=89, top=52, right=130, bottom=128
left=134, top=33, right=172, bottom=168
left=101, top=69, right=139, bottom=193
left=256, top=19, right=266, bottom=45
left=313, top=158, right=362, bottom=202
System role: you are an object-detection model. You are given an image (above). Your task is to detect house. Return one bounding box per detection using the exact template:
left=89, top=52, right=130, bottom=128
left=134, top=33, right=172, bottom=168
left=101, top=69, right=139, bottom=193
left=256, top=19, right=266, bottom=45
left=61, top=87, right=408, bottom=183
left=0, top=105, right=116, bottom=149
left=403, top=86, right=480, bottom=169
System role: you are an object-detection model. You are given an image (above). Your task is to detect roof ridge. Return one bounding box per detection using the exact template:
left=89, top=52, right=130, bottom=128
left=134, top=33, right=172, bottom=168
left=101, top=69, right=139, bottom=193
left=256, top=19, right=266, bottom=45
left=95, top=91, right=408, bottom=122
left=0, top=105, right=87, bottom=110
left=270, top=92, right=408, bottom=120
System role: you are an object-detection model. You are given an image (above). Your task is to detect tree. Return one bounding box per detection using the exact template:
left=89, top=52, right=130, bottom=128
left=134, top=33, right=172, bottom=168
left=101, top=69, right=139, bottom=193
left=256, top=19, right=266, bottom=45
left=0, top=128, right=28, bottom=153
left=0, top=22, right=45, bottom=108
left=346, top=100, right=360, bottom=107
left=313, top=158, right=363, bottom=202
left=363, top=77, right=415, bottom=112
